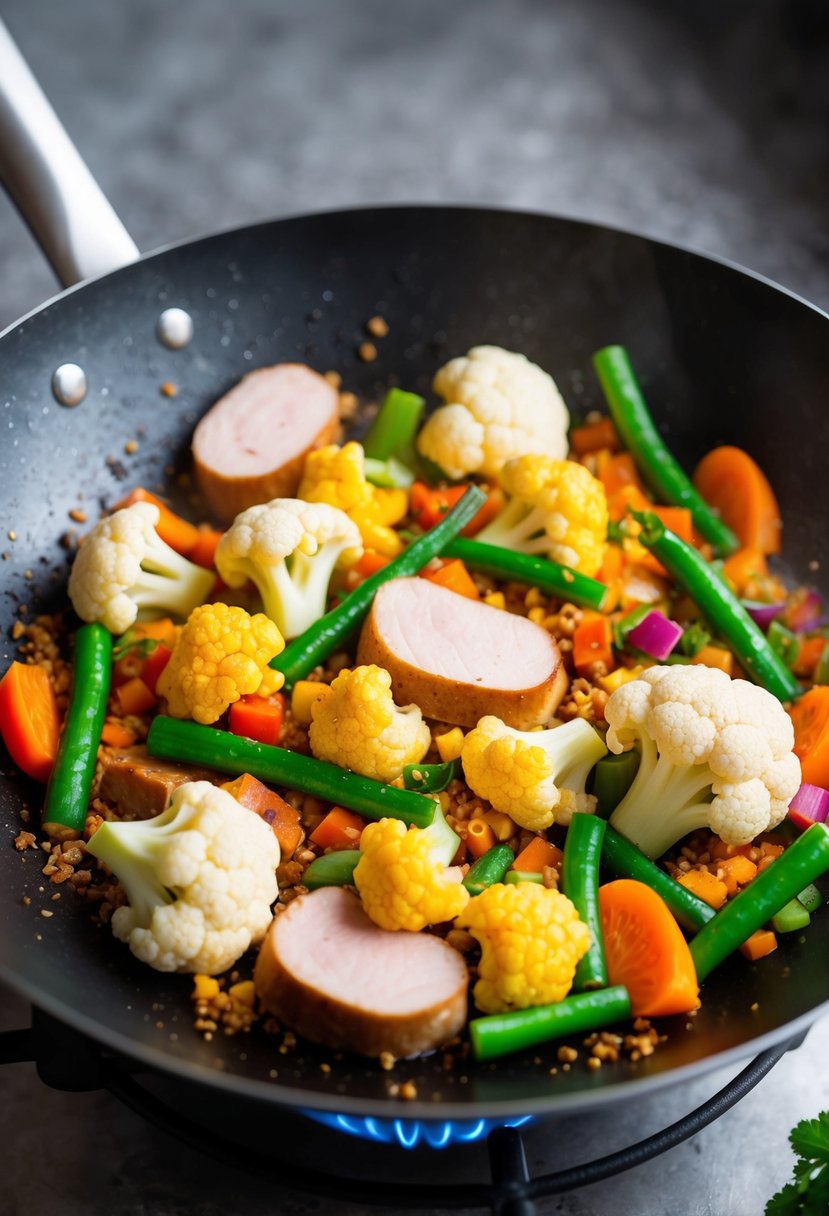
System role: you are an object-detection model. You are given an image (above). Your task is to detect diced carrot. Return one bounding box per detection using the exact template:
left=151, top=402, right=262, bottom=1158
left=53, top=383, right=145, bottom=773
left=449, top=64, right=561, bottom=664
left=789, top=686, right=829, bottom=788
left=466, top=818, right=497, bottom=859
left=112, top=651, right=145, bottom=687
left=572, top=613, right=615, bottom=675
left=739, top=929, right=778, bottom=961
left=409, top=482, right=502, bottom=536
left=570, top=417, right=621, bottom=456
left=115, top=676, right=156, bottom=716
left=723, top=547, right=769, bottom=598
left=188, top=528, right=224, bottom=569
left=651, top=506, right=695, bottom=545
left=100, top=720, right=138, bottom=749
left=607, top=483, right=653, bottom=524
left=221, top=772, right=303, bottom=855
left=140, top=644, right=173, bottom=695
left=759, top=840, right=784, bottom=860
left=421, top=558, right=480, bottom=600
left=710, top=839, right=756, bottom=862
left=692, top=446, right=782, bottom=554
left=355, top=550, right=392, bottom=579
left=717, top=854, right=758, bottom=896
left=228, top=693, right=286, bottom=747
left=600, top=452, right=647, bottom=499
left=132, top=618, right=178, bottom=647
left=793, top=635, right=827, bottom=679
left=0, top=662, right=60, bottom=782
left=677, top=868, right=728, bottom=910
left=114, top=487, right=201, bottom=555
left=512, top=836, right=564, bottom=873
left=310, top=807, right=366, bottom=851
left=596, top=544, right=626, bottom=612
left=690, top=645, right=734, bottom=676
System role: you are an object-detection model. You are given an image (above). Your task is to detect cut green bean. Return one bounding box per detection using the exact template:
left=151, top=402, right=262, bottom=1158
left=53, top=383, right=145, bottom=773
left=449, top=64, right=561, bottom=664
left=271, top=485, right=486, bottom=687
left=464, top=844, right=515, bottom=895
left=364, top=456, right=416, bottom=489
left=43, top=623, right=112, bottom=833
left=362, top=387, right=425, bottom=464
left=504, top=870, right=543, bottom=886
left=443, top=538, right=608, bottom=611
left=797, top=883, right=824, bottom=914
left=303, top=850, right=362, bottom=890
left=602, top=825, right=715, bottom=933
left=771, top=898, right=810, bottom=934
left=403, top=758, right=461, bottom=794
left=561, top=815, right=608, bottom=990
left=767, top=619, right=799, bottom=668
left=469, top=985, right=631, bottom=1061
left=592, top=752, right=640, bottom=819
left=593, top=345, right=739, bottom=555
left=690, top=824, right=829, bottom=981
left=147, top=716, right=437, bottom=828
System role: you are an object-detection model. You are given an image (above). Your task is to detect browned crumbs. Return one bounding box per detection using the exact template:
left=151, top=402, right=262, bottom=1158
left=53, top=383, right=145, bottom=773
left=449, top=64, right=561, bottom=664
left=357, top=342, right=378, bottom=363
left=190, top=975, right=259, bottom=1040
left=160, top=382, right=178, bottom=398
left=338, top=390, right=358, bottom=421
left=324, top=370, right=342, bottom=390
left=11, top=614, right=72, bottom=712
left=124, top=440, right=139, bottom=455
left=554, top=1021, right=667, bottom=1071
left=13, top=831, right=38, bottom=852
left=68, top=509, right=87, bottom=524
left=366, top=316, right=389, bottom=339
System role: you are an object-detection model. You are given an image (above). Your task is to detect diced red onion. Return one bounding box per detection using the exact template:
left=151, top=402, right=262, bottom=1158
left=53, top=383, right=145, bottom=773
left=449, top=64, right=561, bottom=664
left=787, top=590, right=824, bottom=633
left=742, top=600, right=784, bottom=630
left=788, top=782, right=829, bottom=833
left=626, top=610, right=684, bottom=661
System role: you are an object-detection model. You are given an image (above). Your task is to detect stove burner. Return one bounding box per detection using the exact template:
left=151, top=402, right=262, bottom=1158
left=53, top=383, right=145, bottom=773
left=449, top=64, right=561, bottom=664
left=303, top=1109, right=533, bottom=1148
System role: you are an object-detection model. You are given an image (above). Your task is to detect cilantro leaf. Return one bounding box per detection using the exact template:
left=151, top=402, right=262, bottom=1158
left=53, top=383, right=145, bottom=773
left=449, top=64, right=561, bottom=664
left=766, top=1112, right=829, bottom=1215
left=765, top=1180, right=805, bottom=1216
left=790, top=1113, right=829, bottom=1166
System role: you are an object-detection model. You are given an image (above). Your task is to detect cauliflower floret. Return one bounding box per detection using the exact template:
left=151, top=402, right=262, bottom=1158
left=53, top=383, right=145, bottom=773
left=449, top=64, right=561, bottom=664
left=157, top=602, right=284, bottom=725
left=309, top=664, right=430, bottom=782
left=605, top=664, right=802, bottom=858
left=416, top=346, right=570, bottom=481
left=215, top=499, right=362, bottom=639
left=476, top=455, right=608, bottom=576
left=456, top=883, right=590, bottom=1014
left=85, top=781, right=279, bottom=974
left=69, top=502, right=215, bottom=635
left=299, top=441, right=407, bottom=557
left=461, top=715, right=607, bottom=831
left=354, top=803, right=469, bottom=931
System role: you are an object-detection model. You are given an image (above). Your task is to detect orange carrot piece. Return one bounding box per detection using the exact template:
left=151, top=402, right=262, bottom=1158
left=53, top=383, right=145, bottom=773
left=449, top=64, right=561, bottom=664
left=607, top=483, right=653, bottom=524
left=0, top=662, right=60, bottom=783
left=690, top=645, right=734, bottom=676
left=355, top=550, right=392, bottom=578
left=409, top=482, right=502, bottom=537
left=466, top=818, right=497, bottom=859
left=600, top=452, right=647, bottom=499
left=221, top=771, right=303, bottom=855
left=739, top=929, right=778, bottom=961
left=228, top=693, right=286, bottom=747
left=115, top=676, right=156, bottom=716
left=596, top=544, right=626, bottom=612
left=570, top=417, right=621, bottom=456
left=100, top=720, right=138, bottom=749
left=794, top=635, right=827, bottom=679
left=140, top=644, right=173, bottom=695
left=188, top=528, right=224, bottom=569
left=651, top=506, right=695, bottom=546
left=692, top=446, right=782, bottom=554
left=718, top=854, right=758, bottom=896
left=598, top=879, right=699, bottom=1017
left=512, top=836, right=564, bottom=873
left=310, top=807, right=366, bottom=851
left=132, top=618, right=178, bottom=647
left=422, top=557, right=480, bottom=600
left=114, top=487, right=201, bottom=556
left=790, top=686, right=829, bottom=788
left=572, top=613, right=615, bottom=675
left=677, top=868, right=728, bottom=910
left=723, top=547, right=769, bottom=597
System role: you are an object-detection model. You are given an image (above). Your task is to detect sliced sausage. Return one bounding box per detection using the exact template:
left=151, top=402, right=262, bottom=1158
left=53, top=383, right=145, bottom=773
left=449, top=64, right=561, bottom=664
left=97, top=746, right=220, bottom=818
left=254, top=887, right=468, bottom=1059
left=192, top=364, right=340, bottom=524
left=357, top=577, right=567, bottom=729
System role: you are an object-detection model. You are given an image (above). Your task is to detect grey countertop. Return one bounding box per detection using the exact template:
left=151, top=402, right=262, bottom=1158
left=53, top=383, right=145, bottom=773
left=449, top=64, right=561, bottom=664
left=2, top=1, right=829, bottom=1213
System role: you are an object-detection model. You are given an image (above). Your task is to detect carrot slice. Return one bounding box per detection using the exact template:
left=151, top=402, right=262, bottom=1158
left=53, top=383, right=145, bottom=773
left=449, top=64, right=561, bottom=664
left=572, top=613, right=615, bottom=675
left=114, top=487, right=201, bottom=556
left=310, top=807, right=366, bottom=850
left=228, top=693, right=286, bottom=747
left=598, top=879, right=699, bottom=1017
left=421, top=558, right=480, bottom=600
left=409, top=482, right=503, bottom=536
left=739, top=929, right=777, bottom=961
left=115, top=676, right=157, bottom=717
left=692, top=446, right=782, bottom=554
left=600, top=452, right=647, bottom=499
left=793, top=636, right=827, bottom=679
left=466, top=818, right=497, bottom=859
left=790, top=686, right=829, bottom=787
left=188, top=528, right=224, bottom=569
left=100, top=720, right=138, bottom=749
left=0, top=662, right=60, bottom=782
left=512, top=836, right=563, bottom=873
left=570, top=417, right=620, bottom=456
left=723, top=547, right=769, bottom=598
left=220, top=771, right=302, bottom=855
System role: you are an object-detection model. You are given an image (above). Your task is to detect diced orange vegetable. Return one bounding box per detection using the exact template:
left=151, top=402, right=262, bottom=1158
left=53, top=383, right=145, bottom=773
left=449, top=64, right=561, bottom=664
left=355, top=550, right=392, bottom=578
left=0, top=662, right=60, bottom=783
left=409, top=482, right=502, bottom=536
left=692, top=446, right=782, bottom=554
left=188, top=528, right=224, bottom=569
left=310, top=807, right=366, bottom=851
left=651, top=506, right=695, bottom=545
left=115, top=676, right=156, bottom=716
left=228, top=693, right=286, bottom=747
left=100, top=720, right=138, bottom=749
left=717, top=854, right=758, bottom=896
left=690, top=645, right=734, bottom=676
left=608, top=483, right=653, bottom=524
left=790, top=686, right=829, bottom=788
left=113, top=620, right=177, bottom=686
left=221, top=772, right=302, bottom=855
left=570, top=417, right=620, bottom=456
left=709, top=838, right=756, bottom=862
left=421, top=558, right=480, bottom=600
left=596, top=543, right=625, bottom=612
left=512, top=836, right=564, bottom=873
left=140, top=644, right=173, bottom=695
left=114, top=486, right=201, bottom=555
left=739, top=929, right=778, bottom=961
left=572, top=613, right=614, bottom=676
left=723, top=547, right=769, bottom=597
left=759, top=840, right=784, bottom=860
left=600, top=452, right=647, bottom=499
left=677, top=868, right=728, bottom=910
left=794, top=636, right=827, bottom=679
left=132, top=618, right=178, bottom=647
left=466, top=818, right=497, bottom=859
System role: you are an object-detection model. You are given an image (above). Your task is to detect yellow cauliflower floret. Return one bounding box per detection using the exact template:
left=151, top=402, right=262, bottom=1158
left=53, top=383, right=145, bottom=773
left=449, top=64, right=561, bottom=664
left=456, top=883, right=590, bottom=1013
left=299, top=441, right=407, bottom=557
left=477, top=454, right=608, bottom=576
left=157, top=603, right=284, bottom=725
left=309, top=664, right=430, bottom=782
left=354, top=805, right=469, bottom=931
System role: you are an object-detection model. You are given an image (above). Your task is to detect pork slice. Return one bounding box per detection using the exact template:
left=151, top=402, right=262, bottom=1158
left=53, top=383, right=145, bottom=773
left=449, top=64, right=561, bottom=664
left=192, top=363, right=340, bottom=523
left=357, top=577, right=567, bottom=728
left=254, top=887, right=468, bottom=1059
left=98, top=746, right=219, bottom=819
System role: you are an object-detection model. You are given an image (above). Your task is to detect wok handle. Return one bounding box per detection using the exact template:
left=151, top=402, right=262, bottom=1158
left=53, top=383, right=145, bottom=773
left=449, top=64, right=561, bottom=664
left=0, top=19, right=140, bottom=287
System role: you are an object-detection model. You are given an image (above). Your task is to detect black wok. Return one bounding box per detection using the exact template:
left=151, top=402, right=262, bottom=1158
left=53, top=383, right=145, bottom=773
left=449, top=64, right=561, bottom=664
left=1, top=24, right=828, bottom=1125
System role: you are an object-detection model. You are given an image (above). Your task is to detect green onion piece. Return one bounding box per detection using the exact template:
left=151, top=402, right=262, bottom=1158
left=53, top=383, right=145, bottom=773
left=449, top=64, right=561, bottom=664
left=403, top=758, right=461, bottom=794
left=469, top=985, right=631, bottom=1061
left=797, top=883, right=824, bottom=914
left=442, top=538, right=608, bottom=611
left=561, top=815, right=608, bottom=990
left=592, top=753, right=641, bottom=819
left=272, top=485, right=486, bottom=687
left=677, top=620, right=712, bottom=658
left=767, top=619, right=799, bottom=669
left=362, top=387, right=425, bottom=464
left=612, top=604, right=651, bottom=650
left=593, top=345, right=739, bottom=556
left=690, top=824, right=829, bottom=981
left=364, top=456, right=416, bottom=489
left=303, top=850, right=362, bottom=890
left=504, top=870, right=544, bottom=885
left=771, top=898, right=811, bottom=935
left=464, top=844, right=515, bottom=895
left=147, top=717, right=437, bottom=828
left=602, top=825, right=715, bottom=933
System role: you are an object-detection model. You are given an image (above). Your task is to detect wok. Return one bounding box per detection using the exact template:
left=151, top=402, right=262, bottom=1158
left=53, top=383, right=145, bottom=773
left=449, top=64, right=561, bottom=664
left=1, top=19, right=828, bottom=1124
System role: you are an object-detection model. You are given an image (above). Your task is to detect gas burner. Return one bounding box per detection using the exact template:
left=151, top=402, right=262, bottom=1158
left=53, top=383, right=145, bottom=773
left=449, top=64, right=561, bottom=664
left=304, top=1108, right=533, bottom=1148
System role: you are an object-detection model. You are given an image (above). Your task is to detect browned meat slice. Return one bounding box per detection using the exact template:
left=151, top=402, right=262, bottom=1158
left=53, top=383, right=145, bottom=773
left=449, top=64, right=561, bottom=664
left=254, top=887, right=468, bottom=1059
left=98, top=746, right=218, bottom=818
left=357, top=577, right=567, bottom=729
left=192, top=363, right=340, bottom=523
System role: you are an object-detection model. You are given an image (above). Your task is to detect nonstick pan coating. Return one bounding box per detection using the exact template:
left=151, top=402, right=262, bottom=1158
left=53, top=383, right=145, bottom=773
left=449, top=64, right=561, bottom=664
left=1, top=205, right=828, bottom=1119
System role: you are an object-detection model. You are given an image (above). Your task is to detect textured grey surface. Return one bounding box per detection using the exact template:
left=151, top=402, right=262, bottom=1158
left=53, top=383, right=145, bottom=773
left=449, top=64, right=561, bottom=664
left=1, top=1, right=829, bottom=1213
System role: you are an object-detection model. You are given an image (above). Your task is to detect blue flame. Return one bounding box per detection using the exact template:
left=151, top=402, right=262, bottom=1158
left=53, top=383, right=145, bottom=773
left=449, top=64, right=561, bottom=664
left=303, top=1110, right=533, bottom=1149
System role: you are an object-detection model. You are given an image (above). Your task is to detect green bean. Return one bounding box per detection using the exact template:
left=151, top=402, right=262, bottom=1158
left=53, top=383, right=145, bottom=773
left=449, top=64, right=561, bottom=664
left=767, top=619, right=799, bottom=668
left=43, top=624, right=112, bottom=833
left=602, top=825, right=715, bottom=933
left=403, top=758, right=461, bottom=794
left=771, top=898, right=810, bottom=934
left=271, top=485, right=486, bottom=687
left=147, top=716, right=437, bottom=828
left=303, top=850, right=362, bottom=890
left=463, top=844, right=515, bottom=895
left=561, top=815, right=608, bottom=990
left=362, top=387, right=425, bottom=464
left=632, top=510, right=801, bottom=701
left=690, top=824, right=829, bottom=981
left=469, top=986, right=631, bottom=1061
left=504, top=871, right=543, bottom=885
left=442, top=538, right=608, bottom=611
left=593, top=345, right=739, bottom=555
left=592, top=752, right=640, bottom=819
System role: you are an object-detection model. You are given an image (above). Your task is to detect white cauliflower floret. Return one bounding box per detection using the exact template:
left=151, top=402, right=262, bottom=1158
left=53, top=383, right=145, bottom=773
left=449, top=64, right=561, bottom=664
left=86, top=781, right=279, bottom=974
left=417, top=346, right=570, bottom=480
left=215, top=498, right=362, bottom=639
left=69, top=502, right=215, bottom=635
left=605, top=665, right=801, bottom=858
